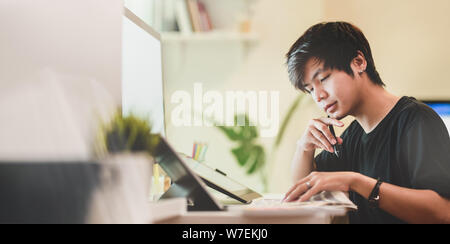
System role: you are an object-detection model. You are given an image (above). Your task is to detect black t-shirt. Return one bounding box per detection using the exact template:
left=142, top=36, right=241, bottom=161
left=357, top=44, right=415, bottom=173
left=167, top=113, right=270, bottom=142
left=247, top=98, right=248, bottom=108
left=315, top=96, right=450, bottom=224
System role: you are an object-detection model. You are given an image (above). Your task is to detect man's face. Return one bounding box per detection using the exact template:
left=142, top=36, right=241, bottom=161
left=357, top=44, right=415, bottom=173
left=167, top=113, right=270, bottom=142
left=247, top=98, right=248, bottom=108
left=302, top=58, right=360, bottom=120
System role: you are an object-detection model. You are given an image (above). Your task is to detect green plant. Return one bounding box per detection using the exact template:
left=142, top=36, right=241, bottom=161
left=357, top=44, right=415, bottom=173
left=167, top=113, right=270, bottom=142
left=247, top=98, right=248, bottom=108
left=216, top=115, right=266, bottom=176
left=215, top=94, right=306, bottom=192
left=100, top=110, right=159, bottom=155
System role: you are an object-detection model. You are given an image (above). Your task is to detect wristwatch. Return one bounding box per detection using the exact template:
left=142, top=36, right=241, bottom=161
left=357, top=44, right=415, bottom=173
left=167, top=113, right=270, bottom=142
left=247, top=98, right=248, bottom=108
left=368, top=178, right=382, bottom=208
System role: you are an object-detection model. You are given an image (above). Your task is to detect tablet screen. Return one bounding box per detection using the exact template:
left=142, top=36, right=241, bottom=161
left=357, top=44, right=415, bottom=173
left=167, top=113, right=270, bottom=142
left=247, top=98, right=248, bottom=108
left=181, top=155, right=262, bottom=202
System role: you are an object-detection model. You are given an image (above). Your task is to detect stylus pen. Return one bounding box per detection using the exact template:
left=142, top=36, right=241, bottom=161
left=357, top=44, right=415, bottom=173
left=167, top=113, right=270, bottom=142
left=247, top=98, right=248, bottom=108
left=215, top=169, right=227, bottom=176
left=328, top=116, right=340, bottom=158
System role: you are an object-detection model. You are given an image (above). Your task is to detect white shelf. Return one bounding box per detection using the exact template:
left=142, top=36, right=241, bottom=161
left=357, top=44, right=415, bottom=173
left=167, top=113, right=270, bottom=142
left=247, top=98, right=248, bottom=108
left=161, top=31, right=259, bottom=43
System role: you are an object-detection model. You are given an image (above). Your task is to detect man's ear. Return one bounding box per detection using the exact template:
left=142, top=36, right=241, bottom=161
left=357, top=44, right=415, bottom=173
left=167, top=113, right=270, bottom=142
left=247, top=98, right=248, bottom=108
left=351, top=51, right=367, bottom=76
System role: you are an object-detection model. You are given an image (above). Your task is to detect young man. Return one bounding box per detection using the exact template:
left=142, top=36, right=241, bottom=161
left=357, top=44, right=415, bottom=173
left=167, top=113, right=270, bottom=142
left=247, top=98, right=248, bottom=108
left=283, top=22, right=450, bottom=224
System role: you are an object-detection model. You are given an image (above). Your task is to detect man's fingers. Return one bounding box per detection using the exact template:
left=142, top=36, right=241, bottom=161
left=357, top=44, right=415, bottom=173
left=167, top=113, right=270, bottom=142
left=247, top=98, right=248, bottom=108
left=284, top=183, right=309, bottom=202
left=318, top=117, right=344, bottom=127
left=284, top=183, right=300, bottom=200
left=284, top=176, right=311, bottom=201
left=311, top=120, right=336, bottom=147
left=310, top=129, right=333, bottom=152
left=298, top=185, right=321, bottom=202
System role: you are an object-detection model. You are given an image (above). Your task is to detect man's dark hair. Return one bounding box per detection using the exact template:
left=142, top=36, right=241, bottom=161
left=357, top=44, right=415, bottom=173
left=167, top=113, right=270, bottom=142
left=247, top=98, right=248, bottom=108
left=286, top=21, right=385, bottom=92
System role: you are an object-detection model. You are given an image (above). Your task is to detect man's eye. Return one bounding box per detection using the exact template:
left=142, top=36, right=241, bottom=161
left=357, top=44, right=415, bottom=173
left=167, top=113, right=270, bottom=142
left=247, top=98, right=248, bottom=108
left=320, top=74, right=330, bottom=82
left=307, top=88, right=314, bottom=94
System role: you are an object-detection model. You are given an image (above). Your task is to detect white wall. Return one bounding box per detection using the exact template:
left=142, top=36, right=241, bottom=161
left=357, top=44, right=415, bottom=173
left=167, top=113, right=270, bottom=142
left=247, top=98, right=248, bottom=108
left=0, top=0, right=123, bottom=160
left=0, top=0, right=122, bottom=99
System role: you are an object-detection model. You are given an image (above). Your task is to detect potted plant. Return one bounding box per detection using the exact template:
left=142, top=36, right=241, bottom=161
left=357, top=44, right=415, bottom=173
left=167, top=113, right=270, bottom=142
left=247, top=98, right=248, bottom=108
left=91, top=110, right=159, bottom=224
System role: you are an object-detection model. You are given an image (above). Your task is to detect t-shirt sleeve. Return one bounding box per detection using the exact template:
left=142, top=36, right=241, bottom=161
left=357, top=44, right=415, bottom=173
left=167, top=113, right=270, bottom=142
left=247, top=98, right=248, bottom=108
left=401, top=109, right=450, bottom=198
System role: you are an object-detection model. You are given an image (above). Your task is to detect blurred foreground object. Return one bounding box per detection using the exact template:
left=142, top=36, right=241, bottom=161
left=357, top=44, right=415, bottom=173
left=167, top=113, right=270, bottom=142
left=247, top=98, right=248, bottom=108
left=0, top=0, right=122, bottom=161
left=0, top=0, right=157, bottom=223
left=97, top=110, right=169, bottom=201
left=0, top=69, right=115, bottom=161
left=0, top=108, right=157, bottom=223
left=0, top=156, right=152, bottom=224
left=93, top=110, right=160, bottom=223
left=91, top=153, right=153, bottom=224
left=0, top=79, right=157, bottom=223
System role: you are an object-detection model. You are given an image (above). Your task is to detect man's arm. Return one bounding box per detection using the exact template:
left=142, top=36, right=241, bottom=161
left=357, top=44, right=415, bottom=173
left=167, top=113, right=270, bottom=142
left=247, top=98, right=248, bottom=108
left=291, top=117, right=344, bottom=183
left=285, top=171, right=450, bottom=224
left=352, top=173, right=450, bottom=224
left=290, top=144, right=315, bottom=183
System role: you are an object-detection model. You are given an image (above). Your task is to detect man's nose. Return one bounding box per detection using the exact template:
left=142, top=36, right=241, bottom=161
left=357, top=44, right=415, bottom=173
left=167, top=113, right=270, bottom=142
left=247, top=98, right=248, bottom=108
left=313, top=86, right=328, bottom=102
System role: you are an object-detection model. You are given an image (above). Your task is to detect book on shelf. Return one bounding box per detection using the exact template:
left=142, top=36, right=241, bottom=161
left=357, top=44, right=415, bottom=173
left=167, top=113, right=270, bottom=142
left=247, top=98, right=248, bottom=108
left=184, top=0, right=213, bottom=33
left=186, top=0, right=201, bottom=32
left=174, top=0, right=193, bottom=34
left=197, top=1, right=213, bottom=32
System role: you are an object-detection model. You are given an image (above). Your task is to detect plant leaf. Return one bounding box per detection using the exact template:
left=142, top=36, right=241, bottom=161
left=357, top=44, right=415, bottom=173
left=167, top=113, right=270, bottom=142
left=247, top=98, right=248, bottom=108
left=246, top=145, right=265, bottom=174
left=231, top=146, right=250, bottom=166
left=236, top=114, right=258, bottom=142
left=217, top=113, right=267, bottom=177
left=104, top=109, right=154, bottom=154
left=216, top=126, right=241, bottom=141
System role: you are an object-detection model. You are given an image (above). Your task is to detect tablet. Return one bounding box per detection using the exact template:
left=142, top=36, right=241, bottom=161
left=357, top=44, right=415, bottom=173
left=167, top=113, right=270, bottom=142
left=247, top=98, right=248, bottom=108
left=153, top=136, right=223, bottom=211
left=180, top=155, right=262, bottom=204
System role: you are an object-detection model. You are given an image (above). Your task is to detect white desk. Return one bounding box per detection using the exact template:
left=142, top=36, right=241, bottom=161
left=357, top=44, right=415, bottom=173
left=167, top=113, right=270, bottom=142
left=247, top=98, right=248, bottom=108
left=156, top=211, right=337, bottom=224
left=151, top=193, right=352, bottom=224
left=153, top=203, right=348, bottom=224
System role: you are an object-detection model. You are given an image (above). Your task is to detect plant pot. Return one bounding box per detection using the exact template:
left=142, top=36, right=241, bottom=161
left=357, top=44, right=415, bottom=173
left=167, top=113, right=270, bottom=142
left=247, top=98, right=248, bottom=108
left=86, top=153, right=153, bottom=224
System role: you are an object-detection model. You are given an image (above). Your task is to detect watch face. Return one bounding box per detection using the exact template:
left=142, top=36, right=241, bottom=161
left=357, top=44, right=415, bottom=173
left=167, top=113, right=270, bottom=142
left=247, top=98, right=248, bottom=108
left=369, top=195, right=380, bottom=208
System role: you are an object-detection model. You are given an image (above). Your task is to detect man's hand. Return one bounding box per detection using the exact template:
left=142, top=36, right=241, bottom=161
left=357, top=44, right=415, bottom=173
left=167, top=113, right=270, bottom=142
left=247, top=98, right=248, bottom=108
left=283, top=171, right=358, bottom=202
left=297, top=117, right=344, bottom=153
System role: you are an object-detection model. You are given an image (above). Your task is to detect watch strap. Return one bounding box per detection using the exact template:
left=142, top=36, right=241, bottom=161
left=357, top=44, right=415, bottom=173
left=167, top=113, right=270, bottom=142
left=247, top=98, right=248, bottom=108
left=368, top=178, right=382, bottom=208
